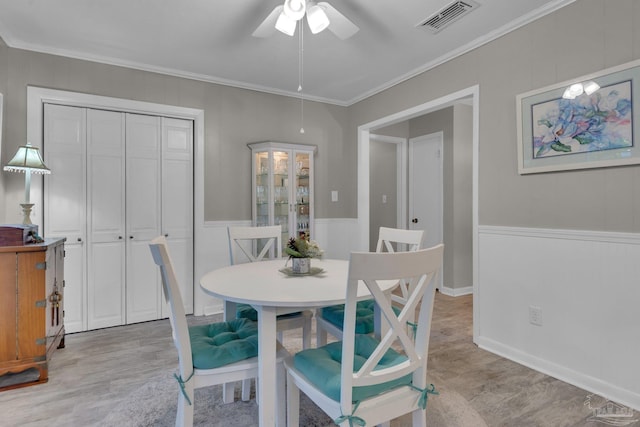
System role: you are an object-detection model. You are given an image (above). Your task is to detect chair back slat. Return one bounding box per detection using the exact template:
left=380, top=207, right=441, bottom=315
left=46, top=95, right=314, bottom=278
left=149, top=236, right=193, bottom=381
left=375, top=227, right=424, bottom=254
left=340, top=245, right=443, bottom=408
left=354, top=278, right=416, bottom=380
left=375, top=227, right=424, bottom=303
left=228, top=225, right=282, bottom=264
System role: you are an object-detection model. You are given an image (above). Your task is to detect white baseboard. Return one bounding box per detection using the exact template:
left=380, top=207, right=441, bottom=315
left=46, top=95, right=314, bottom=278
left=439, top=285, right=473, bottom=297
left=477, top=336, right=640, bottom=411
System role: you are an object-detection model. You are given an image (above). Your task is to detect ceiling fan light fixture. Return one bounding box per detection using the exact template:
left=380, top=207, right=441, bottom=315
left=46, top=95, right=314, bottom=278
left=562, top=83, right=584, bottom=99
left=583, top=81, right=600, bottom=95
left=283, top=0, right=306, bottom=21
left=307, top=2, right=330, bottom=34
left=276, top=11, right=297, bottom=36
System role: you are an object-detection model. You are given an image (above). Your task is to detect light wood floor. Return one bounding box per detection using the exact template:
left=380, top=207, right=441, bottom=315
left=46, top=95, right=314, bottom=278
left=0, top=292, right=623, bottom=426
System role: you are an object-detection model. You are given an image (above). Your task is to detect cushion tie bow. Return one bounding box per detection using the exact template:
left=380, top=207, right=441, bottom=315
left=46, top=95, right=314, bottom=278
left=333, top=414, right=366, bottom=426
left=334, top=401, right=366, bottom=426
left=407, top=321, right=418, bottom=338
left=409, top=383, right=439, bottom=410
left=173, top=371, right=195, bottom=406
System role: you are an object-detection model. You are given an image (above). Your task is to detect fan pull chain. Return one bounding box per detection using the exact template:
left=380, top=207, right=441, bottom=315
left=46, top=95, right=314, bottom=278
left=298, top=20, right=305, bottom=134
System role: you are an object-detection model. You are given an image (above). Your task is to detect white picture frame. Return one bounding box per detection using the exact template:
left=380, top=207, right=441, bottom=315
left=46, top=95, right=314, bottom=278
left=516, top=59, right=640, bottom=174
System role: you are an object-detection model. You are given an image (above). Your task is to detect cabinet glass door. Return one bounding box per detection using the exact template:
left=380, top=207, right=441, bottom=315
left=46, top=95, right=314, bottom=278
left=294, top=152, right=311, bottom=237
left=255, top=151, right=270, bottom=227
left=273, top=150, right=290, bottom=245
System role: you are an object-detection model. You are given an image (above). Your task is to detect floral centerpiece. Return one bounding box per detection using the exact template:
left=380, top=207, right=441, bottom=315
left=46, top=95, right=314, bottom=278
left=285, top=232, right=323, bottom=274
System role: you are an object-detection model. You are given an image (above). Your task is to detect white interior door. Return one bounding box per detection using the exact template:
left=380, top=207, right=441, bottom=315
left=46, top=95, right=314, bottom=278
left=126, top=113, right=162, bottom=323
left=87, top=109, right=126, bottom=330
left=44, top=104, right=87, bottom=333
left=409, top=132, right=443, bottom=285
left=161, top=117, right=194, bottom=317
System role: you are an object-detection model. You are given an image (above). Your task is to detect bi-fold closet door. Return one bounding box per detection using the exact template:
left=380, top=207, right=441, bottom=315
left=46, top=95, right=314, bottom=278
left=44, top=104, right=193, bottom=333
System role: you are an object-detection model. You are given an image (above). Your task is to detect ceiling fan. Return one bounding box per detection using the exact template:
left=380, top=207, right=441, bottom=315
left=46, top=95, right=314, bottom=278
left=252, top=0, right=359, bottom=40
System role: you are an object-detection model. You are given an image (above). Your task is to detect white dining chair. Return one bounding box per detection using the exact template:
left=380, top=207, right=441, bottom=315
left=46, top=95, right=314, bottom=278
left=227, top=225, right=313, bottom=350
left=315, top=227, right=425, bottom=346
left=285, top=245, right=444, bottom=427
left=149, top=236, right=288, bottom=427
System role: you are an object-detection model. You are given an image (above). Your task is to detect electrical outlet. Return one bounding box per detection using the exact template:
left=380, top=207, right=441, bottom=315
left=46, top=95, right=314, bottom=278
left=529, top=305, right=543, bottom=326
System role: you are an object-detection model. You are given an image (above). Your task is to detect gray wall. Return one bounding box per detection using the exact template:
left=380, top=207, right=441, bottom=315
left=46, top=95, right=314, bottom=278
left=0, top=46, right=355, bottom=224
left=350, top=0, right=640, bottom=233
left=1, top=0, right=639, bottom=235
left=375, top=122, right=408, bottom=138
left=369, top=139, right=397, bottom=251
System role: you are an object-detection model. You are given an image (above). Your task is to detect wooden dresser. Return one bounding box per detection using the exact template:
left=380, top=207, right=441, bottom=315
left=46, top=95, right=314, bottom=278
left=0, top=238, right=65, bottom=390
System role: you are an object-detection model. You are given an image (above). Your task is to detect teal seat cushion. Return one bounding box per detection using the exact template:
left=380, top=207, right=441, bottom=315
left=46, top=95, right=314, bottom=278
left=236, top=303, right=259, bottom=321
left=189, top=318, right=259, bottom=369
left=321, top=300, right=400, bottom=335
left=293, top=335, right=411, bottom=402
left=236, top=303, right=303, bottom=322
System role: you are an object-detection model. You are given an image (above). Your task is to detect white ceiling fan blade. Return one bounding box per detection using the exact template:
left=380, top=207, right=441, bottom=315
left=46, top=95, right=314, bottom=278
left=318, top=2, right=359, bottom=40
left=252, top=5, right=284, bottom=38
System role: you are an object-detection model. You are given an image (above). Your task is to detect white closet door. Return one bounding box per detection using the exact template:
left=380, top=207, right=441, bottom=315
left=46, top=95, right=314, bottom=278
left=126, top=113, right=162, bottom=323
left=44, top=103, right=194, bottom=330
left=161, top=117, right=194, bottom=316
left=44, top=104, right=87, bottom=333
left=87, top=109, right=126, bottom=330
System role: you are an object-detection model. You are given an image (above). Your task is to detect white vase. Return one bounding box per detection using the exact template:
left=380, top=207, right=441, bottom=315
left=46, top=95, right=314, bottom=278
left=292, top=257, right=311, bottom=274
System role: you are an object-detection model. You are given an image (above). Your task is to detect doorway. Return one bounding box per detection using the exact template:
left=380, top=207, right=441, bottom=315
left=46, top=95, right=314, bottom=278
left=369, top=134, right=407, bottom=251
left=357, top=85, right=479, bottom=341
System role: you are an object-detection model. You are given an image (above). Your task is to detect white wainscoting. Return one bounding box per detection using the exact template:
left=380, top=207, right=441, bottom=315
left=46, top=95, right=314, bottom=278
left=313, top=218, right=359, bottom=260
left=477, top=225, right=640, bottom=410
left=194, top=218, right=359, bottom=316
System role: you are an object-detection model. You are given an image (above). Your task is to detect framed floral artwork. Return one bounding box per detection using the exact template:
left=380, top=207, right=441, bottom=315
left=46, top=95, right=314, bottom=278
left=516, top=59, right=640, bottom=174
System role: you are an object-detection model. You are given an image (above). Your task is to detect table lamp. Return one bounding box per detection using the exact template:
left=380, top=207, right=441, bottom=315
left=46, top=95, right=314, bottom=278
left=3, top=142, right=51, bottom=224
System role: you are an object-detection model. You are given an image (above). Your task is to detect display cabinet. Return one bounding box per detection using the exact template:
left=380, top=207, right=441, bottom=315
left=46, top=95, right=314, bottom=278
left=248, top=141, right=316, bottom=250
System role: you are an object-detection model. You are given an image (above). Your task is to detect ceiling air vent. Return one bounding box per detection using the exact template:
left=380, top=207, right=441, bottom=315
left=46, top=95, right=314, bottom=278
left=417, top=0, right=480, bottom=34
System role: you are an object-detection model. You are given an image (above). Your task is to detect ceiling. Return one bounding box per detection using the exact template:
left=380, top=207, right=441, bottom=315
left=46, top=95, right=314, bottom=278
left=0, top=0, right=574, bottom=106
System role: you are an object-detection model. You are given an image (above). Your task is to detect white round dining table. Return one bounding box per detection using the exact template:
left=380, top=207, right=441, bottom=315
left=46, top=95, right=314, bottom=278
left=199, top=258, right=398, bottom=427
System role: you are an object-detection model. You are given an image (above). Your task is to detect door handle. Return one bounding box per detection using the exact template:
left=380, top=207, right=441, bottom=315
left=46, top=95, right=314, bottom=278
left=412, top=218, right=419, bottom=224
